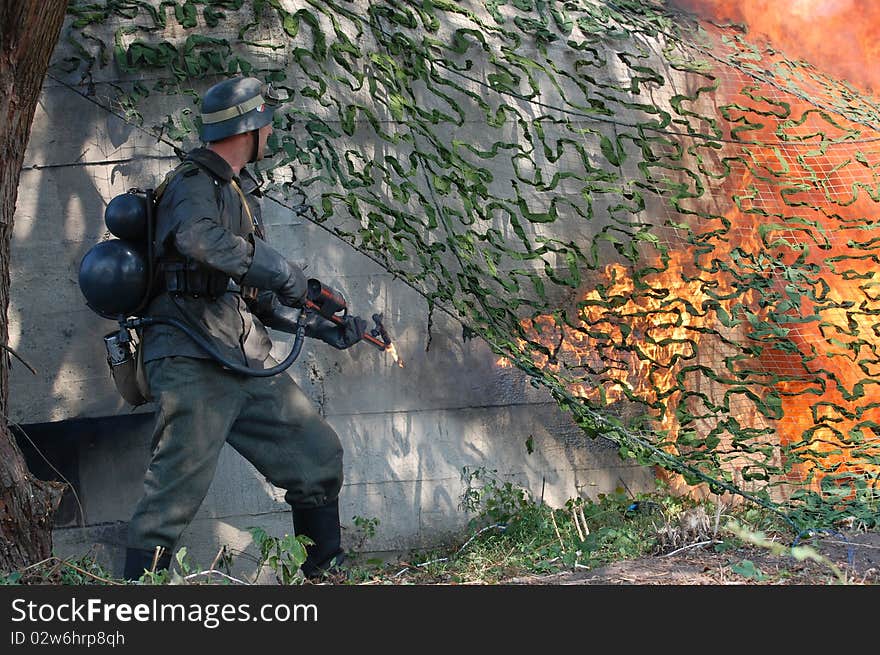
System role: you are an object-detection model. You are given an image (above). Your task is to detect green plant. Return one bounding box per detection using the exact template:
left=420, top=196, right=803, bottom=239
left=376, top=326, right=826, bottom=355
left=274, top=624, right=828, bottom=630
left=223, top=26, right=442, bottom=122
left=729, top=559, right=767, bottom=581
left=248, top=527, right=311, bottom=585
left=351, top=515, right=380, bottom=551
left=0, top=551, right=120, bottom=586
left=448, top=467, right=664, bottom=580
left=460, top=466, right=534, bottom=526
left=136, top=547, right=188, bottom=585
left=0, top=571, right=22, bottom=585
left=57, top=552, right=116, bottom=585
left=138, top=567, right=172, bottom=585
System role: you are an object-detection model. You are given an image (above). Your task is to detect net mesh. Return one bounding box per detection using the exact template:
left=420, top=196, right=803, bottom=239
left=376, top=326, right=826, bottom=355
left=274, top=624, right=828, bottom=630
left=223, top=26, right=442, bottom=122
left=60, top=0, right=880, bottom=527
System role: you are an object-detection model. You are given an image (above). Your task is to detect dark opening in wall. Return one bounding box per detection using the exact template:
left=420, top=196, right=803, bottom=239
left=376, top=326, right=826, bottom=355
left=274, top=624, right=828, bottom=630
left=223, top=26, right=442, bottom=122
left=13, top=412, right=156, bottom=528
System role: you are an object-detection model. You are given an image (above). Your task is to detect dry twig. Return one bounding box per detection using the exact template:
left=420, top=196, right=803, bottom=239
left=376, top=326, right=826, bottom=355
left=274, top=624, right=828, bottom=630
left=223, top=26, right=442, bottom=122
left=17, top=556, right=120, bottom=585
left=209, top=546, right=226, bottom=572
left=183, top=570, right=249, bottom=585
left=150, top=546, right=166, bottom=573
left=58, top=559, right=121, bottom=585
left=571, top=507, right=585, bottom=542
left=550, top=511, right=566, bottom=553
left=659, top=539, right=719, bottom=558
left=2, top=343, right=37, bottom=375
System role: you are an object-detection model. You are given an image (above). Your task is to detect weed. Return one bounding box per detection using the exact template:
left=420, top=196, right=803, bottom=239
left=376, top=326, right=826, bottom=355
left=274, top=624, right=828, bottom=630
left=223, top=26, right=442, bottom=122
left=351, top=515, right=380, bottom=551
left=0, top=551, right=117, bottom=585
left=137, top=547, right=192, bottom=585
left=57, top=552, right=116, bottom=585
left=380, top=467, right=665, bottom=582
left=248, top=527, right=311, bottom=585
left=730, top=559, right=767, bottom=581
left=0, top=571, right=22, bottom=585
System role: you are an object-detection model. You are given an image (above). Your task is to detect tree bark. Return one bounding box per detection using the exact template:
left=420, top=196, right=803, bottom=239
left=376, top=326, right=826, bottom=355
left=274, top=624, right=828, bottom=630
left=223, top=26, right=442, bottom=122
left=0, top=1, right=68, bottom=572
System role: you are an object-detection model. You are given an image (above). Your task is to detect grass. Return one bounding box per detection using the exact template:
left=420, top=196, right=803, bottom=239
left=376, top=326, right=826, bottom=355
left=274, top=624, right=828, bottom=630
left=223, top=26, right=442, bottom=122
left=341, top=468, right=794, bottom=585
left=0, top=468, right=866, bottom=585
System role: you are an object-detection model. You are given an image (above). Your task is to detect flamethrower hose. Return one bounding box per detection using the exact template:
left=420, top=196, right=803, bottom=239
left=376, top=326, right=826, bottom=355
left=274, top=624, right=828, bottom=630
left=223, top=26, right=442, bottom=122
left=122, top=314, right=306, bottom=377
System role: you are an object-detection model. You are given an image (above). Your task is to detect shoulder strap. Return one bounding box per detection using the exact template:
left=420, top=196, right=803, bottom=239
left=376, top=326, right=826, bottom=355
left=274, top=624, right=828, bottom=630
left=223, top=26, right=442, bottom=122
left=153, top=160, right=200, bottom=202
left=229, top=178, right=261, bottom=238
left=149, top=160, right=209, bottom=262
left=154, top=159, right=262, bottom=239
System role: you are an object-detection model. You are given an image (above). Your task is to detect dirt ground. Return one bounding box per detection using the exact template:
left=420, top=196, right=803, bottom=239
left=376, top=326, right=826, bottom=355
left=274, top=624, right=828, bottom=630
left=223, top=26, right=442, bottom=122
left=503, top=529, right=880, bottom=585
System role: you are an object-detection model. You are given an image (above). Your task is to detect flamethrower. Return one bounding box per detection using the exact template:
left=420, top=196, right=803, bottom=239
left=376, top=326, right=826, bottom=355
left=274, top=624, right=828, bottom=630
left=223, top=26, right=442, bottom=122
left=305, top=279, right=404, bottom=367
left=79, top=185, right=404, bottom=407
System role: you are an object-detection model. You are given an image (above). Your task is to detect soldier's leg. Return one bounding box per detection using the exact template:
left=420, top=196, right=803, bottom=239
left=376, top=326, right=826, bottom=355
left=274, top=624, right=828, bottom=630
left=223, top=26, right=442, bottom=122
left=227, top=365, right=344, bottom=578
left=125, top=356, right=246, bottom=579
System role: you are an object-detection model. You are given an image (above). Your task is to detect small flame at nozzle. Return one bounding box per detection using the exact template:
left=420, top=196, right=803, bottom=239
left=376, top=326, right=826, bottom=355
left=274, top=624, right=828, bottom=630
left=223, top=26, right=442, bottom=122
left=387, top=342, right=405, bottom=368
left=371, top=313, right=404, bottom=367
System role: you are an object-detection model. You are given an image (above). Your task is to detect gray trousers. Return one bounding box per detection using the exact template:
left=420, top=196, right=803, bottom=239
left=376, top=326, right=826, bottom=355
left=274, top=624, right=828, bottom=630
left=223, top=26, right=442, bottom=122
left=127, top=356, right=343, bottom=551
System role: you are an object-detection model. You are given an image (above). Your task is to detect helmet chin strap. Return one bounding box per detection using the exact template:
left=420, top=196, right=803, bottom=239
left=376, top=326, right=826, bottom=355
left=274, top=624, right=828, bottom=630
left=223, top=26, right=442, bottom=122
left=248, top=129, right=261, bottom=163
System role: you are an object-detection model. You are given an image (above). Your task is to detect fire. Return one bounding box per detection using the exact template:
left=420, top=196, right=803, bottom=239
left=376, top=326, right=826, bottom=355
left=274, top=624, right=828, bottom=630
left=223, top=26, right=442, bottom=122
left=496, top=4, right=880, bottom=504
left=692, top=1, right=880, bottom=496
left=670, top=0, right=880, bottom=94
left=386, top=342, right=404, bottom=368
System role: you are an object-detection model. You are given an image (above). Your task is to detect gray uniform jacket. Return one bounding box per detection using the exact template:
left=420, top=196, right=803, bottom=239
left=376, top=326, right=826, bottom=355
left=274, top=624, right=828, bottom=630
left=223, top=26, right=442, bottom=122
left=141, top=148, right=277, bottom=368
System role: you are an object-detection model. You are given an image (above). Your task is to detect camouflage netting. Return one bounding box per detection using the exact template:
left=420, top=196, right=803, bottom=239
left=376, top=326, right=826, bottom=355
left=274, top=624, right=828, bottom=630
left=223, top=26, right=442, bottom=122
left=59, top=0, right=880, bottom=528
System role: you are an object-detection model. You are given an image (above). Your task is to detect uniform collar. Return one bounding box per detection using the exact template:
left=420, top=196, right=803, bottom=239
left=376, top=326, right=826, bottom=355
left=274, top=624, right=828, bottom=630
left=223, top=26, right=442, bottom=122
left=238, top=167, right=263, bottom=196
left=185, top=147, right=236, bottom=182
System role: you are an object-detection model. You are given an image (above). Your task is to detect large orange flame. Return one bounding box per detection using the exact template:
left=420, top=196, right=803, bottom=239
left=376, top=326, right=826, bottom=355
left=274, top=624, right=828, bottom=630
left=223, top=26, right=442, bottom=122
left=499, top=2, right=880, bottom=503
left=671, top=0, right=880, bottom=95
left=676, top=0, right=880, bottom=496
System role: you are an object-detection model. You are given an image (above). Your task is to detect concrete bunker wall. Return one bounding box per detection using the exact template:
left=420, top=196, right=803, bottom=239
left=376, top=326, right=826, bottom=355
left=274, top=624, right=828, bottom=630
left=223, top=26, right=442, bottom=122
left=8, top=1, right=668, bottom=577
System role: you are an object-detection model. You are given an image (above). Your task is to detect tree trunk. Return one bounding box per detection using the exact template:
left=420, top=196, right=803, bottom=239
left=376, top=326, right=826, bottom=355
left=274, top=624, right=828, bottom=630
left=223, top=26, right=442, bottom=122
left=0, top=1, right=68, bottom=572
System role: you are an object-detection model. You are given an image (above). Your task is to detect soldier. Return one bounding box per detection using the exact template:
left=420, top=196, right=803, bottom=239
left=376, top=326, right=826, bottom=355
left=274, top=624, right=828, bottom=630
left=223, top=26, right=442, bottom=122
left=123, top=76, right=365, bottom=582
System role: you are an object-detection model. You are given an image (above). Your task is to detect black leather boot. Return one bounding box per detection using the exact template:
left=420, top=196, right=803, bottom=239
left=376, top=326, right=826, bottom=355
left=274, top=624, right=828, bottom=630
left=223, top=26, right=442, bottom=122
left=291, top=499, right=346, bottom=580
left=123, top=546, right=172, bottom=581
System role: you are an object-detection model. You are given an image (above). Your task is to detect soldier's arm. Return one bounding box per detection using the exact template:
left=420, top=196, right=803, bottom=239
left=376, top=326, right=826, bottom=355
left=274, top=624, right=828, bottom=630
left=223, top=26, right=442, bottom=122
left=166, top=173, right=306, bottom=306
left=164, top=173, right=254, bottom=280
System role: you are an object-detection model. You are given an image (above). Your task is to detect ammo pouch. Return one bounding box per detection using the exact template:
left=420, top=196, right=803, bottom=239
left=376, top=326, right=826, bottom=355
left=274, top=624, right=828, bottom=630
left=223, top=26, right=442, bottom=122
left=103, top=330, right=151, bottom=407
left=160, top=259, right=259, bottom=301
left=160, top=260, right=230, bottom=299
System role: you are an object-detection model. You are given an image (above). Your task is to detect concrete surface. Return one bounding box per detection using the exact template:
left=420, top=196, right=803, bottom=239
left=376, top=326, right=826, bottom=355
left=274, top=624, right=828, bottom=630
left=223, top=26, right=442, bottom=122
left=7, top=1, right=677, bottom=579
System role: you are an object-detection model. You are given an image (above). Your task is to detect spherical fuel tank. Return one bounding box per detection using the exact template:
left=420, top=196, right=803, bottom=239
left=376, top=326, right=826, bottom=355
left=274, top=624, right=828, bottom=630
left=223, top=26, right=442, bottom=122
left=78, top=239, right=148, bottom=317
left=104, top=192, right=147, bottom=241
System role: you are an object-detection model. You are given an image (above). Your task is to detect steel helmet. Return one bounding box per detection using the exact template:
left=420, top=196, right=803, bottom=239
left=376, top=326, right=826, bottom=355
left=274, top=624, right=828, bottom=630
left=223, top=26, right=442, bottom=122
left=199, top=76, right=285, bottom=143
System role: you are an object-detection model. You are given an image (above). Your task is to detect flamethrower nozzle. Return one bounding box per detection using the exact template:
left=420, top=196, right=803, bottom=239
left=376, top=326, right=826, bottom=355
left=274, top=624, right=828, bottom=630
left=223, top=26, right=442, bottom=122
left=302, top=279, right=403, bottom=364
left=301, top=300, right=401, bottom=362
left=371, top=313, right=404, bottom=367
left=371, top=313, right=392, bottom=346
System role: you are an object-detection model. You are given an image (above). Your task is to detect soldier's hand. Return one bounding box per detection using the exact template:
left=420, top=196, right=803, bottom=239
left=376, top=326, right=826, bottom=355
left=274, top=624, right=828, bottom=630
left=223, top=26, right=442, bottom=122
left=305, top=314, right=366, bottom=350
